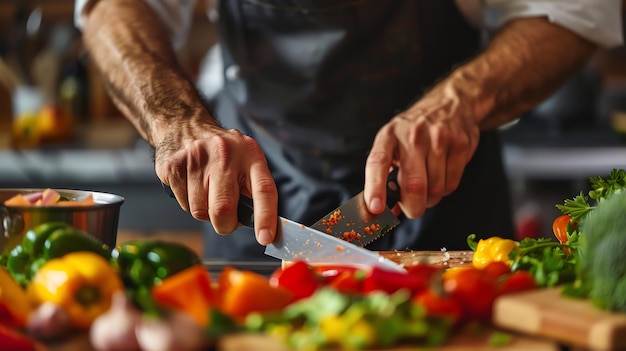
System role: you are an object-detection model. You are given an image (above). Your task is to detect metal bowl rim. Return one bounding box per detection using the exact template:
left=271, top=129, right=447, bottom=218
left=0, top=188, right=125, bottom=210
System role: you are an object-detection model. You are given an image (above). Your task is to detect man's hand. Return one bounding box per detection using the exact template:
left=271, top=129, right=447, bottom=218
left=365, top=83, right=480, bottom=219
left=155, top=124, right=278, bottom=245
left=364, top=17, right=595, bottom=218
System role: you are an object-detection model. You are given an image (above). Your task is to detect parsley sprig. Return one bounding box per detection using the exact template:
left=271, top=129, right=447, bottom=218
left=556, top=169, right=626, bottom=223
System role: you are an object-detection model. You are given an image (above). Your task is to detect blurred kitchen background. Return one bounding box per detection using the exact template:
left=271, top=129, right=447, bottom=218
left=1, top=0, right=626, bottom=255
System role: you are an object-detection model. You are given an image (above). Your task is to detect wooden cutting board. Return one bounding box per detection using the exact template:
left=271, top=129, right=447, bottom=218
left=218, top=330, right=560, bottom=351
left=378, top=250, right=474, bottom=268
left=493, top=288, right=626, bottom=350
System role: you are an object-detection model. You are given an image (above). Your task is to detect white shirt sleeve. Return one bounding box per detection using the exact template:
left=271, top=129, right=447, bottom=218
left=483, top=0, right=624, bottom=48
left=74, top=0, right=197, bottom=49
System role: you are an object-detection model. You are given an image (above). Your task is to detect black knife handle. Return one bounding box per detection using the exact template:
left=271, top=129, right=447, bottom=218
left=237, top=194, right=255, bottom=227
left=161, top=182, right=255, bottom=227
left=385, top=168, right=401, bottom=208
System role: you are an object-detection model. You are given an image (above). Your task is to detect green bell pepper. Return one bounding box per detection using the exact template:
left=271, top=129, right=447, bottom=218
left=112, top=239, right=201, bottom=288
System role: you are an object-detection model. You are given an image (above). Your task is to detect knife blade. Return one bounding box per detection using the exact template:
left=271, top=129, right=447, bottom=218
left=236, top=195, right=405, bottom=272
left=161, top=180, right=405, bottom=272
left=310, top=168, right=401, bottom=247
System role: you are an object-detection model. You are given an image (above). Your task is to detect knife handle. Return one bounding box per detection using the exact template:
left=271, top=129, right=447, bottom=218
left=237, top=194, right=255, bottom=227
left=161, top=181, right=255, bottom=227
left=385, top=168, right=401, bottom=208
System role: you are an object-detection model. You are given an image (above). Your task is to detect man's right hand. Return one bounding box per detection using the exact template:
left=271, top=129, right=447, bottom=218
left=155, top=126, right=278, bottom=245
left=154, top=124, right=279, bottom=245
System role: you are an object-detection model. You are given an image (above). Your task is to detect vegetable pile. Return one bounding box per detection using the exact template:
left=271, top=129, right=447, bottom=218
left=0, top=224, right=538, bottom=350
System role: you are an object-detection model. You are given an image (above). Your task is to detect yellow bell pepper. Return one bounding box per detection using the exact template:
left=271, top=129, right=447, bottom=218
left=472, top=236, right=518, bottom=270
left=27, top=251, right=124, bottom=329
left=0, top=266, right=32, bottom=327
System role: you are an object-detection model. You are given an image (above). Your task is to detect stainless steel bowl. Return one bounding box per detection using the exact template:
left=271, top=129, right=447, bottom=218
left=0, top=189, right=124, bottom=253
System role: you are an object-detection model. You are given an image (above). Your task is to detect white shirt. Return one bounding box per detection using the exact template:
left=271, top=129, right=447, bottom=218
left=75, top=0, right=623, bottom=49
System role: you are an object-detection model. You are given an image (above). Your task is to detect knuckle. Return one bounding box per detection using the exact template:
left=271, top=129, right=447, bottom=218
left=428, top=184, right=445, bottom=200
left=210, top=198, right=237, bottom=218
left=404, top=175, right=427, bottom=195
left=255, top=179, right=278, bottom=195
left=366, top=151, right=392, bottom=165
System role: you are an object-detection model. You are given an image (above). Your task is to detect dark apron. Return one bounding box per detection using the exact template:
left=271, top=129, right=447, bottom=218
left=203, top=0, right=515, bottom=260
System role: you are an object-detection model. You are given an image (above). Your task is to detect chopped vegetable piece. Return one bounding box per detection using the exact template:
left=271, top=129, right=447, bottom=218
left=152, top=264, right=215, bottom=326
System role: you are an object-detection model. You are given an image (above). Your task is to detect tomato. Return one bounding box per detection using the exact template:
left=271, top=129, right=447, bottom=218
left=412, top=289, right=463, bottom=327
left=482, top=261, right=511, bottom=280
left=269, top=260, right=321, bottom=300
left=443, top=267, right=498, bottom=323
left=552, top=215, right=572, bottom=245
left=218, top=267, right=293, bottom=318
left=499, top=271, right=537, bottom=296
left=327, top=270, right=366, bottom=294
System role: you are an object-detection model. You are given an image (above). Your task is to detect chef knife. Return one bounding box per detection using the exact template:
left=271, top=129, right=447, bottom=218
left=161, top=183, right=405, bottom=272
left=309, top=168, right=401, bottom=247
left=237, top=195, right=405, bottom=272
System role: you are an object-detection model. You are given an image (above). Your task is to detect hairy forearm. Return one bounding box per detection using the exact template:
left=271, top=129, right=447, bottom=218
left=82, top=0, right=217, bottom=146
left=445, top=17, right=596, bottom=129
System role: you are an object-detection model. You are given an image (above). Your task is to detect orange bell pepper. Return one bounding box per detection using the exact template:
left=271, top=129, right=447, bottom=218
left=218, top=267, right=293, bottom=318
left=152, top=264, right=215, bottom=327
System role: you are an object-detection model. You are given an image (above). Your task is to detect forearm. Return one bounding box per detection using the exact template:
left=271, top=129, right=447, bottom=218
left=81, top=0, right=217, bottom=146
left=442, top=17, right=596, bottom=129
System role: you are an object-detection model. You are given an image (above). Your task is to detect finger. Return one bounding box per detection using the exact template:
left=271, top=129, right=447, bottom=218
left=249, top=161, right=278, bottom=245
left=443, top=130, right=470, bottom=196
left=364, top=128, right=396, bottom=214
left=425, top=124, right=449, bottom=208
left=397, top=154, right=428, bottom=219
left=186, top=146, right=210, bottom=221
left=157, top=162, right=190, bottom=213
left=207, top=169, right=240, bottom=235
left=444, top=120, right=479, bottom=195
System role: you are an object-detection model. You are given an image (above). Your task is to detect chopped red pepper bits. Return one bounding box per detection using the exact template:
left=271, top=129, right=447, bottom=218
left=342, top=230, right=361, bottom=242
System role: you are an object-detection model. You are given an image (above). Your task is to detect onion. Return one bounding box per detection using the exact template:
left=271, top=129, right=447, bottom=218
left=27, top=302, right=73, bottom=340
left=136, top=310, right=208, bottom=351
left=89, top=291, right=141, bottom=351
